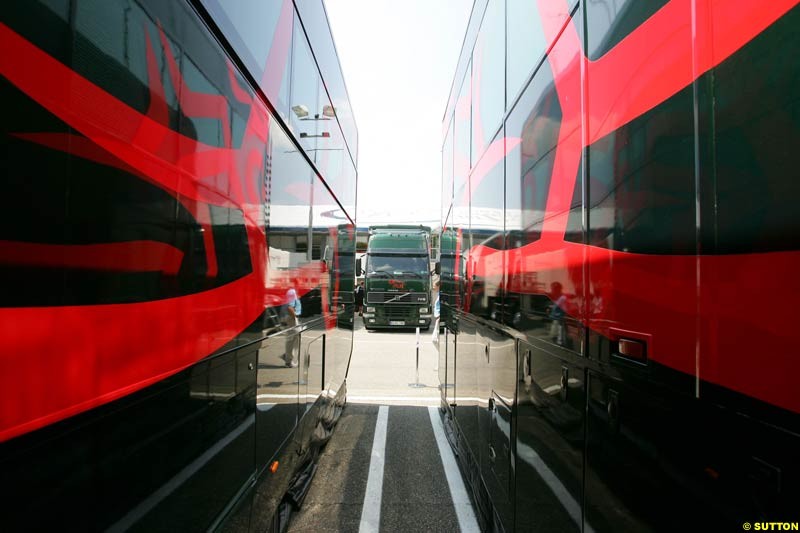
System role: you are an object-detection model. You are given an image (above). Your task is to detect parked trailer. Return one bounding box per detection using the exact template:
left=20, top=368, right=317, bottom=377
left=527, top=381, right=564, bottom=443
left=0, top=0, right=357, bottom=530
left=439, top=0, right=800, bottom=531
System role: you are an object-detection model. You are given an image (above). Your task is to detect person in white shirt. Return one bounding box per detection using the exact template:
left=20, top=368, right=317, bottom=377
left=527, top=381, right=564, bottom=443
left=282, top=283, right=302, bottom=367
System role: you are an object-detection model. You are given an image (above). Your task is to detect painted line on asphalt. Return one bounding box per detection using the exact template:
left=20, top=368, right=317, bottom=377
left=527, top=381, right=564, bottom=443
left=427, top=406, right=481, bottom=533
left=348, top=395, right=440, bottom=405
left=359, top=405, right=389, bottom=533
left=354, top=340, right=425, bottom=345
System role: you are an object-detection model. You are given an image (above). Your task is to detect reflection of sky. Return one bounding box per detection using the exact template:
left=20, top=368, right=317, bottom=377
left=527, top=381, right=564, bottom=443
left=270, top=204, right=347, bottom=228
left=325, top=0, right=472, bottom=226
left=215, top=0, right=281, bottom=75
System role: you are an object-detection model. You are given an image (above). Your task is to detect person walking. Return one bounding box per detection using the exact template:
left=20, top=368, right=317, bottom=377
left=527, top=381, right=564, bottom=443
left=431, top=280, right=441, bottom=371
left=354, top=279, right=365, bottom=316
left=282, top=281, right=302, bottom=368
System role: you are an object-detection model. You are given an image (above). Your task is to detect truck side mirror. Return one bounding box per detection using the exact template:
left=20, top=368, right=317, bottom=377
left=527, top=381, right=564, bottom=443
left=356, top=257, right=363, bottom=277
left=435, top=261, right=441, bottom=275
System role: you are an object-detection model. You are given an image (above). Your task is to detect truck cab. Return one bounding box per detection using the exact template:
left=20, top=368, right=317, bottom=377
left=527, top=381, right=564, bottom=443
left=360, top=225, right=432, bottom=330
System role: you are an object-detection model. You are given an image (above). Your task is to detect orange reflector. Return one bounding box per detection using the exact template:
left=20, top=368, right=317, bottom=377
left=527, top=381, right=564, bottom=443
left=270, top=461, right=279, bottom=474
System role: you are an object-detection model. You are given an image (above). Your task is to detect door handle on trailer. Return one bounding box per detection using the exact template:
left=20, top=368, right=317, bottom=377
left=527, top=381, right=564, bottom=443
left=617, top=337, right=647, bottom=363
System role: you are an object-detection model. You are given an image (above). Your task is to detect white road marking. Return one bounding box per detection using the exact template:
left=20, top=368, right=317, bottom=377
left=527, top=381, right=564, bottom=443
left=359, top=405, right=389, bottom=533
left=108, top=414, right=254, bottom=532
left=497, top=407, right=594, bottom=533
left=354, top=340, right=428, bottom=345
left=256, top=393, right=321, bottom=400
left=347, top=395, right=440, bottom=405
left=515, top=439, right=594, bottom=533
left=427, top=407, right=481, bottom=533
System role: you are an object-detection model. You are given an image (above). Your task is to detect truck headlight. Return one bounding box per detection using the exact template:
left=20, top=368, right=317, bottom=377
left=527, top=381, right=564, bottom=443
left=366, top=306, right=375, bottom=312
left=420, top=307, right=428, bottom=314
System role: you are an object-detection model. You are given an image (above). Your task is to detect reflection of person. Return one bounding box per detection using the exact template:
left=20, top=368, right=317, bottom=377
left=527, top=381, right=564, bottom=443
left=282, top=281, right=302, bottom=368
left=354, top=280, right=365, bottom=316
left=431, top=280, right=441, bottom=347
left=548, top=282, right=567, bottom=346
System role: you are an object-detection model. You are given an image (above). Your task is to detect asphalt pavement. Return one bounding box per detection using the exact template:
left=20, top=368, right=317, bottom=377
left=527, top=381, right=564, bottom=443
left=286, top=321, right=480, bottom=533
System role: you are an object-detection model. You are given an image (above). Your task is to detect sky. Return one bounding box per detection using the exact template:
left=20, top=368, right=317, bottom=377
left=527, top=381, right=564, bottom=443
left=325, top=0, right=473, bottom=228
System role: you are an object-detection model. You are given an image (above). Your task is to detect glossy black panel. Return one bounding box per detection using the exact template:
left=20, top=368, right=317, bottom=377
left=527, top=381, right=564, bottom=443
left=2, top=0, right=356, bottom=530
left=489, top=392, right=512, bottom=498
left=438, top=324, right=450, bottom=405
left=469, top=129, right=505, bottom=325
left=442, top=118, right=454, bottom=224
left=585, top=371, right=711, bottom=531
left=76, top=0, right=252, bottom=147
left=476, top=324, right=516, bottom=532
left=505, top=60, right=561, bottom=248
left=506, top=0, right=547, bottom=107
left=585, top=0, right=669, bottom=60
left=442, top=1, right=800, bottom=532
left=289, top=14, right=320, bottom=155
left=471, top=0, right=505, bottom=164
left=315, top=187, right=355, bottom=393
left=200, top=0, right=293, bottom=121
left=516, top=341, right=584, bottom=533
left=455, top=63, right=472, bottom=184
left=1, top=347, right=256, bottom=532
left=256, top=335, right=299, bottom=470
left=0, top=0, right=261, bottom=303
left=587, top=84, right=695, bottom=255
left=444, top=311, right=458, bottom=410
left=710, top=6, right=800, bottom=253
left=293, top=0, right=359, bottom=166
left=454, top=317, right=480, bottom=464
left=564, top=164, right=584, bottom=245
left=505, top=52, right=584, bottom=353
left=313, top=107, right=355, bottom=218
left=449, top=184, right=471, bottom=314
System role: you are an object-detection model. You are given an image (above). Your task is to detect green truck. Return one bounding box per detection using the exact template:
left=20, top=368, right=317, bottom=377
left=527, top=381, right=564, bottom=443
left=358, top=225, right=433, bottom=330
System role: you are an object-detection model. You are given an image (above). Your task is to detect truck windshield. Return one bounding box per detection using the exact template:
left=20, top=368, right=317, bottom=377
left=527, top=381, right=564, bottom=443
left=367, top=255, right=429, bottom=278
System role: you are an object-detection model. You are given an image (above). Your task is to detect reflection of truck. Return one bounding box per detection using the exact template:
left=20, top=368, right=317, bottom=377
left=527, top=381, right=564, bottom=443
left=323, top=224, right=357, bottom=328
left=358, top=225, right=432, bottom=330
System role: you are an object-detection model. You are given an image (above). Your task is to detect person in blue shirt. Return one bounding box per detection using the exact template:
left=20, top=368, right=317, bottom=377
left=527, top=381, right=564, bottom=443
left=282, top=281, right=302, bottom=368
left=431, top=279, right=441, bottom=346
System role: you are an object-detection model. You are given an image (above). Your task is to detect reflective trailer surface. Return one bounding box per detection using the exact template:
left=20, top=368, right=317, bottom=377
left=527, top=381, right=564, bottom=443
left=440, top=0, right=800, bottom=530
left=0, top=0, right=356, bottom=530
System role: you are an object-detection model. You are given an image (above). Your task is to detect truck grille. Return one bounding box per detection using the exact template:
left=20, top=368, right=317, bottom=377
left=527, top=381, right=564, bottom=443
left=367, top=292, right=428, bottom=304
left=383, top=306, right=416, bottom=318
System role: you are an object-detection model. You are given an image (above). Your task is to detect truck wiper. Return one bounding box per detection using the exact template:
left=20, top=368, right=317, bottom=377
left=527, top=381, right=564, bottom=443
left=368, top=271, right=391, bottom=278
left=400, top=271, right=422, bottom=278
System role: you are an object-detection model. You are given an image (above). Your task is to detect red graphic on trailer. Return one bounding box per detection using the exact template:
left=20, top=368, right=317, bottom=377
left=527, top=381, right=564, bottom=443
left=0, top=0, right=348, bottom=442
left=456, top=0, right=800, bottom=416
